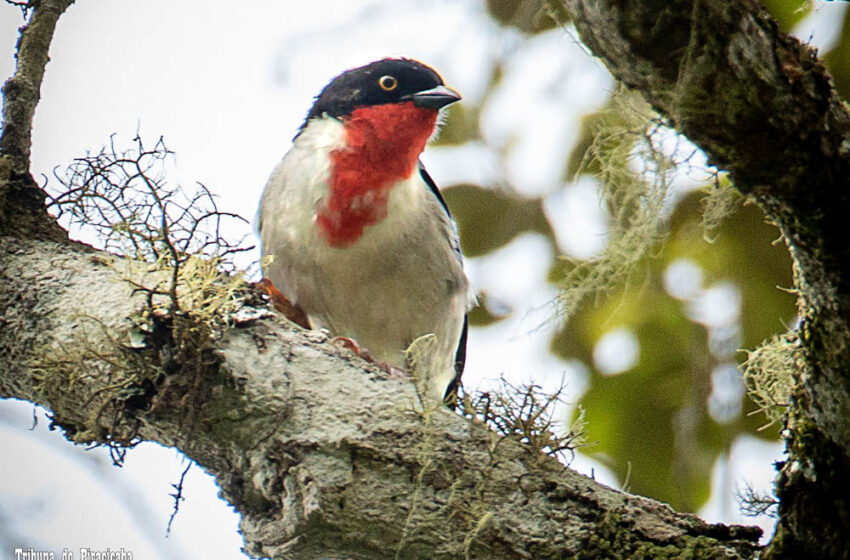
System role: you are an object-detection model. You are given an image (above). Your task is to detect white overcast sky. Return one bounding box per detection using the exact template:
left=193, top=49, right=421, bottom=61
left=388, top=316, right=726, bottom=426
left=1, top=1, right=846, bottom=558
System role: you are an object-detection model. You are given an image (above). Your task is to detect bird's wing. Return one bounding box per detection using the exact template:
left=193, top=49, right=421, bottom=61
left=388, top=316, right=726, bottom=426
left=419, top=162, right=469, bottom=405
left=419, top=162, right=464, bottom=264
left=418, top=162, right=451, bottom=216
left=444, top=314, right=468, bottom=407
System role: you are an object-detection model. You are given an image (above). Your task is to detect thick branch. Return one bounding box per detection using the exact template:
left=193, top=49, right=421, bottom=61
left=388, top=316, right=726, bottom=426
left=0, top=0, right=72, bottom=240
left=556, top=1, right=850, bottom=557
left=0, top=236, right=762, bottom=559
left=1, top=0, right=74, bottom=168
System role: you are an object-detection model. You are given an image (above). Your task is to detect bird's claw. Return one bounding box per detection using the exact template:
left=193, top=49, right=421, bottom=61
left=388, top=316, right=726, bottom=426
left=381, top=364, right=408, bottom=379
left=331, top=336, right=371, bottom=360
left=331, top=336, right=408, bottom=379
left=256, top=278, right=311, bottom=329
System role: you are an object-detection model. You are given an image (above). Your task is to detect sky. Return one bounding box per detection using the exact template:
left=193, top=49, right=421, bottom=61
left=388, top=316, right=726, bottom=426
left=1, top=0, right=847, bottom=558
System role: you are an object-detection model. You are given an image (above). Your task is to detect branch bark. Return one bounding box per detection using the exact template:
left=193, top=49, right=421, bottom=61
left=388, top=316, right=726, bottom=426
left=0, top=236, right=762, bottom=559
left=0, top=0, right=71, bottom=240
left=555, top=0, right=850, bottom=557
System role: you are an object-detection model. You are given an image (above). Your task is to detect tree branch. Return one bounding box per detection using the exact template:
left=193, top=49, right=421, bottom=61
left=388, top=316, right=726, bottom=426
left=0, top=0, right=72, bottom=240
left=0, top=236, right=762, bottom=559
left=554, top=0, right=850, bottom=557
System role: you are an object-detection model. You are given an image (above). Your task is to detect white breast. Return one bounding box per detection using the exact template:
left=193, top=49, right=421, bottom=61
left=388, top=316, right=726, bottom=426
left=258, top=116, right=471, bottom=404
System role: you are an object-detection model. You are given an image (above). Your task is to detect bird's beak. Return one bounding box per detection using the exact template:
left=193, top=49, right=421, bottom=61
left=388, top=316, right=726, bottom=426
left=403, top=85, right=461, bottom=109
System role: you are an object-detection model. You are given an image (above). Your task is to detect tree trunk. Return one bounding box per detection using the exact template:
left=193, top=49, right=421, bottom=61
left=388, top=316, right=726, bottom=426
left=556, top=0, right=850, bottom=557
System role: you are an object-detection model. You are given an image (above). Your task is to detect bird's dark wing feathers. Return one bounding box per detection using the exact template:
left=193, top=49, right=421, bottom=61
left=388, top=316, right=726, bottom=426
left=419, top=162, right=464, bottom=263
left=444, top=315, right=468, bottom=408
left=419, top=163, right=451, bottom=217
left=418, top=163, right=468, bottom=408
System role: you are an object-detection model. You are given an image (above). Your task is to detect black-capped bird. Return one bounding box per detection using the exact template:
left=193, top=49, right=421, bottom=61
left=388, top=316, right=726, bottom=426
left=258, top=58, right=473, bottom=406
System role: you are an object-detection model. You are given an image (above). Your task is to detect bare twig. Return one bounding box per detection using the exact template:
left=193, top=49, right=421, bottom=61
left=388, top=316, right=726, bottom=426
left=458, top=377, right=586, bottom=463
left=737, top=481, right=778, bottom=519
left=47, top=134, right=254, bottom=313
left=166, top=460, right=193, bottom=536
left=4, top=0, right=32, bottom=17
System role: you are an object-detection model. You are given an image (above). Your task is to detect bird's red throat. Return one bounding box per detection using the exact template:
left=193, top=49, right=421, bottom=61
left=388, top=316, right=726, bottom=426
left=317, top=102, right=438, bottom=247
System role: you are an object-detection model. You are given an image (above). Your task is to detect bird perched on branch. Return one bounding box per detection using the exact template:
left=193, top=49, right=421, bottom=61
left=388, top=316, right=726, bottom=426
left=258, top=58, right=473, bottom=406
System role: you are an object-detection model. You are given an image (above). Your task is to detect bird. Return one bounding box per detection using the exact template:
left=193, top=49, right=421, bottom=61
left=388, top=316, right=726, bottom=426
left=257, top=58, right=473, bottom=407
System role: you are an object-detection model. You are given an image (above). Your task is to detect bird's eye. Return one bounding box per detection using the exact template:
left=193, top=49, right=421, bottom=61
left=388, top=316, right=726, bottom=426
left=378, top=75, right=398, bottom=91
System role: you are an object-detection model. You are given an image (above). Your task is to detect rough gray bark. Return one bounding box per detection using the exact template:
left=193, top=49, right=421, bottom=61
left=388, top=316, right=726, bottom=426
left=0, top=236, right=762, bottom=559
left=555, top=0, right=850, bottom=557
left=0, top=0, right=70, bottom=241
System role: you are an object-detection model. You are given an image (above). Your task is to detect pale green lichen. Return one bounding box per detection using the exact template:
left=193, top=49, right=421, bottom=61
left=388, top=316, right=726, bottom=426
left=30, top=314, right=162, bottom=462
left=392, top=377, right=588, bottom=558
left=742, top=333, right=803, bottom=429
left=700, top=173, right=741, bottom=242
left=557, top=89, right=673, bottom=318
left=31, top=135, right=257, bottom=460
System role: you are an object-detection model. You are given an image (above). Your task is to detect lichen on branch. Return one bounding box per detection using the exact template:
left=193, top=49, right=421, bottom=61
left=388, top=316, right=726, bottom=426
left=31, top=134, right=264, bottom=458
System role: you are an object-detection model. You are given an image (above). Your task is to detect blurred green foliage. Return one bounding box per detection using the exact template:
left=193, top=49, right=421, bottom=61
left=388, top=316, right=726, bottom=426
left=550, top=193, right=795, bottom=510
left=436, top=104, right=481, bottom=146
left=760, top=0, right=811, bottom=31
left=485, top=0, right=562, bottom=33
left=438, top=0, right=817, bottom=513
left=825, top=7, right=850, bottom=100
left=443, top=184, right=553, bottom=258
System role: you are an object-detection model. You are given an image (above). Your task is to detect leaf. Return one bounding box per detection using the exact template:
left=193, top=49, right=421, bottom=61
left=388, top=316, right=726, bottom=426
left=467, top=292, right=511, bottom=327
left=433, top=104, right=481, bottom=147
left=444, top=184, right=554, bottom=257
left=485, top=0, right=563, bottom=34
left=759, top=0, right=812, bottom=32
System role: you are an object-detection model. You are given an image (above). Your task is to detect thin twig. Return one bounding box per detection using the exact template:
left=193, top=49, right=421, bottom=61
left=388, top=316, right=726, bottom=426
left=166, top=460, right=193, bottom=536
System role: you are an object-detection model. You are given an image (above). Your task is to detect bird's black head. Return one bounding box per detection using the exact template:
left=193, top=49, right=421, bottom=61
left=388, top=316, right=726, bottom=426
left=301, top=58, right=459, bottom=128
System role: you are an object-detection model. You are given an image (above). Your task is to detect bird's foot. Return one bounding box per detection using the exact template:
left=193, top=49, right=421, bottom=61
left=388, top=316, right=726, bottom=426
left=381, top=364, right=409, bottom=379
left=331, top=336, right=408, bottom=379
left=256, top=278, right=311, bottom=329
left=331, top=336, right=370, bottom=359
left=331, top=336, right=383, bottom=367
